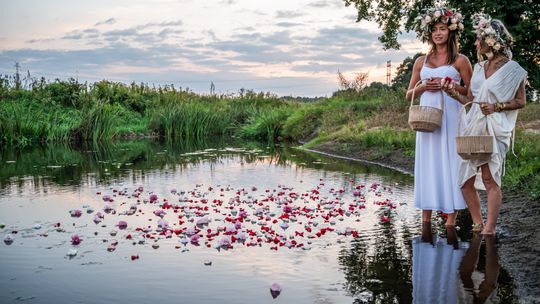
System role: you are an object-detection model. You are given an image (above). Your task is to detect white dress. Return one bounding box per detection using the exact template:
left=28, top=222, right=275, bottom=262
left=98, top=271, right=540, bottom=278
left=414, top=60, right=467, bottom=213
left=412, top=236, right=469, bottom=303
left=458, top=60, right=527, bottom=189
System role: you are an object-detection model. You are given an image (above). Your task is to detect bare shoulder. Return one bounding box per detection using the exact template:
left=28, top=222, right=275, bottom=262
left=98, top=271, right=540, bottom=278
left=413, top=55, right=426, bottom=70
left=455, top=54, right=472, bottom=67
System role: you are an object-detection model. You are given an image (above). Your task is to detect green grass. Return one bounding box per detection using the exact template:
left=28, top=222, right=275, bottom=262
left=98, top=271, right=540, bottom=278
left=238, top=107, right=290, bottom=142
left=1, top=76, right=538, bottom=199
left=504, top=131, right=540, bottom=199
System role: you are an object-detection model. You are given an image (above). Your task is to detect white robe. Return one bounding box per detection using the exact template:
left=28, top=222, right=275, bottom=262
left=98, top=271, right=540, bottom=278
left=458, top=60, right=527, bottom=189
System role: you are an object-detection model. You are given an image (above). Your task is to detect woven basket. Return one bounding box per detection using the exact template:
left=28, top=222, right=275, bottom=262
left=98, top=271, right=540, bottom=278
left=456, top=102, right=493, bottom=160
left=408, top=79, right=443, bottom=132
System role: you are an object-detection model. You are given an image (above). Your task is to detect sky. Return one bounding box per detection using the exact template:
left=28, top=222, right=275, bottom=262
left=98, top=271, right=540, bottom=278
left=0, top=0, right=426, bottom=97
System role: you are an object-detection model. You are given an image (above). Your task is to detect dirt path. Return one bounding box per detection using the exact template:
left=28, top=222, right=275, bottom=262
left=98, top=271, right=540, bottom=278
left=305, top=142, right=540, bottom=303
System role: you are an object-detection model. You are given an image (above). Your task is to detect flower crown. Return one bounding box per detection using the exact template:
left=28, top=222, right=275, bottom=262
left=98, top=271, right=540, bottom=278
left=414, top=7, right=465, bottom=42
left=473, top=13, right=510, bottom=51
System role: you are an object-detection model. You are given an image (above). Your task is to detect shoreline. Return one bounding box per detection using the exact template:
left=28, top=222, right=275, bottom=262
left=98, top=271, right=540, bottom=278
left=302, top=142, right=540, bottom=303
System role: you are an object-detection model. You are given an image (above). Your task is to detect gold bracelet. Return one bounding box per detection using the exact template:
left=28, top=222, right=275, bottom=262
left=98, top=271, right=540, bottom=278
left=449, top=89, right=467, bottom=103
left=494, top=102, right=507, bottom=112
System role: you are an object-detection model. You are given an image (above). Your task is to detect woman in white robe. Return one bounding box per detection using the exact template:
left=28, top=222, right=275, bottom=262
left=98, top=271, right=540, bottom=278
left=442, top=15, right=527, bottom=235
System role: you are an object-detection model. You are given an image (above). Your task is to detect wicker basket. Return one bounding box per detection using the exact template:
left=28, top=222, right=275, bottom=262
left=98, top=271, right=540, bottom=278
left=456, top=102, right=493, bottom=160
left=408, top=79, right=443, bottom=132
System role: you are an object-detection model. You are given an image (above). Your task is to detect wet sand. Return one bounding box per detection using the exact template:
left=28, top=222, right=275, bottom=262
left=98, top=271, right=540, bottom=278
left=306, top=141, right=540, bottom=303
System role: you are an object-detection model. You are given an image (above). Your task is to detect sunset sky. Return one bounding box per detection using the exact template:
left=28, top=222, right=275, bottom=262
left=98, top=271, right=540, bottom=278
left=0, top=0, right=425, bottom=96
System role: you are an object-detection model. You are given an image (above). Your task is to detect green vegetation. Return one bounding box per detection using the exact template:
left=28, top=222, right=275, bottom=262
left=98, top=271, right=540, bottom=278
left=0, top=77, right=288, bottom=144
left=343, top=0, right=539, bottom=92
left=1, top=76, right=538, bottom=200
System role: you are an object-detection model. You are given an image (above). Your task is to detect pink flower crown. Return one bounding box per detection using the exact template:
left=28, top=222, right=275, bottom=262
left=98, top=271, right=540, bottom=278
left=473, top=13, right=511, bottom=51
left=414, top=7, right=465, bottom=42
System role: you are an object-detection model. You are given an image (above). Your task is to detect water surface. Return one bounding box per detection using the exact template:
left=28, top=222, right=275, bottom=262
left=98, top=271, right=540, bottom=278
left=0, top=140, right=517, bottom=303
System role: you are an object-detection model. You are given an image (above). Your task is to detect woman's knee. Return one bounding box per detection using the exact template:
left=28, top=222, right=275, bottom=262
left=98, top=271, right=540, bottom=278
left=461, top=178, right=475, bottom=193
left=482, top=175, right=499, bottom=191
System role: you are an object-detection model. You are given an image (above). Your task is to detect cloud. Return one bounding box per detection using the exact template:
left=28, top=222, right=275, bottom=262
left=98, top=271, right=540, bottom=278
left=3, top=10, right=417, bottom=96
left=307, top=1, right=342, bottom=8
left=275, top=10, right=304, bottom=19
left=136, top=20, right=183, bottom=29
left=275, top=22, right=303, bottom=27
left=63, top=33, right=84, bottom=40
left=95, top=18, right=117, bottom=26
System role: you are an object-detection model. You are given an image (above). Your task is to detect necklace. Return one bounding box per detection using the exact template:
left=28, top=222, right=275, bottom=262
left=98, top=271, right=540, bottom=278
left=488, top=56, right=509, bottom=73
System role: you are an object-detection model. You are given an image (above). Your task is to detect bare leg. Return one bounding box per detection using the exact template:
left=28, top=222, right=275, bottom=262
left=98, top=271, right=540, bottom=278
left=446, top=225, right=459, bottom=249
left=421, top=221, right=433, bottom=243
left=461, top=176, right=483, bottom=231
left=481, top=164, right=502, bottom=235
left=478, top=235, right=500, bottom=302
left=422, top=209, right=432, bottom=223
left=459, top=234, right=482, bottom=290
left=445, top=211, right=458, bottom=226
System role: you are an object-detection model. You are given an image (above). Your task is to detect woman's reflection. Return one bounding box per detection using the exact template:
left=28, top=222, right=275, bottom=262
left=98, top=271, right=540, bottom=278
left=459, top=235, right=501, bottom=303
left=413, top=224, right=468, bottom=303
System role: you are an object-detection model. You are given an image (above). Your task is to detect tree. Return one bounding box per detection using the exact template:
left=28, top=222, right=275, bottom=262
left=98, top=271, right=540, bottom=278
left=392, top=53, right=423, bottom=88
left=343, top=0, right=540, bottom=94
left=337, top=70, right=370, bottom=92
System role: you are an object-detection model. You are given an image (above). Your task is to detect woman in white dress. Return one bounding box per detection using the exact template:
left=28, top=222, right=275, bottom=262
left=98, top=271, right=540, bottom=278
left=442, top=15, right=527, bottom=235
left=406, top=7, right=472, bottom=226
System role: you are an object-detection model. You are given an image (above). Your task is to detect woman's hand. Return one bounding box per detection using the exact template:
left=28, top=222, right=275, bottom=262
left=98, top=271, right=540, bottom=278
left=440, top=77, right=455, bottom=93
left=424, top=77, right=442, bottom=92
left=479, top=102, right=495, bottom=115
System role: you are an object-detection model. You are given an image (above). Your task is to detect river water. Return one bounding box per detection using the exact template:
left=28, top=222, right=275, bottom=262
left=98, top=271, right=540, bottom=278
left=0, top=140, right=517, bottom=303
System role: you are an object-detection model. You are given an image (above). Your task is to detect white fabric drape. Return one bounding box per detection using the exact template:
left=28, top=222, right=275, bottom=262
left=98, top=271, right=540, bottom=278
left=458, top=60, right=527, bottom=189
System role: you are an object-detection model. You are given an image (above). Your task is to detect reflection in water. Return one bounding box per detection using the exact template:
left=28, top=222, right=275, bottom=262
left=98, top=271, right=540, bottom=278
left=410, top=223, right=518, bottom=304
left=338, top=218, right=414, bottom=303
left=459, top=235, right=505, bottom=304
left=0, top=139, right=412, bottom=195
left=413, top=225, right=468, bottom=303
left=0, top=140, right=518, bottom=303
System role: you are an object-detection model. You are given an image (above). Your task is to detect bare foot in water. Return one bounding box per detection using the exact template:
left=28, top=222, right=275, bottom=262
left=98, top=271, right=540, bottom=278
left=421, top=222, right=433, bottom=243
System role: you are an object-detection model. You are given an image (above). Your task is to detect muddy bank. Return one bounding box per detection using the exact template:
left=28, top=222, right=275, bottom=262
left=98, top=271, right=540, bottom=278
left=304, top=141, right=540, bottom=303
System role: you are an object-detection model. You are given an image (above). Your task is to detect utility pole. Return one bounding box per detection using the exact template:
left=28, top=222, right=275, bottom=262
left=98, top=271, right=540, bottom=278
left=14, top=62, right=21, bottom=90
left=386, top=60, right=391, bottom=86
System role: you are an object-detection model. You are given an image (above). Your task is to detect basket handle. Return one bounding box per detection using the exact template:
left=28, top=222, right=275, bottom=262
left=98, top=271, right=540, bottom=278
left=458, top=101, right=490, bottom=136
left=409, top=78, right=444, bottom=109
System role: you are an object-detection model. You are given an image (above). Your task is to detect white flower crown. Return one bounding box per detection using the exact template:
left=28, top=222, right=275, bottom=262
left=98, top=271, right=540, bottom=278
left=414, top=7, right=465, bottom=42
left=473, top=13, right=510, bottom=51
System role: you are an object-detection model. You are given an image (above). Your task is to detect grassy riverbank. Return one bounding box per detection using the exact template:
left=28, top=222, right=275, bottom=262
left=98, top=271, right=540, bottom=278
left=284, top=92, right=540, bottom=201
left=1, top=77, right=538, bottom=200
left=0, top=77, right=292, bottom=144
